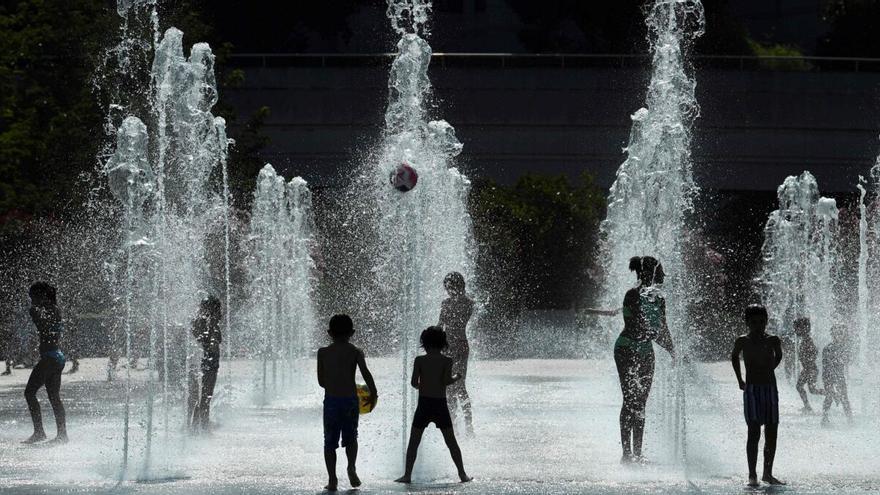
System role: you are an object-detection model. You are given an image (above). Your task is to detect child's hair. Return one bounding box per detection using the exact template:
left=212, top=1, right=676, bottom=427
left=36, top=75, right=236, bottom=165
left=29, top=282, right=57, bottom=305
left=444, top=271, right=466, bottom=294
left=743, top=304, right=768, bottom=321
left=420, top=326, right=448, bottom=350
left=328, top=314, right=354, bottom=340
left=629, top=256, right=664, bottom=285
left=793, top=317, right=810, bottom=334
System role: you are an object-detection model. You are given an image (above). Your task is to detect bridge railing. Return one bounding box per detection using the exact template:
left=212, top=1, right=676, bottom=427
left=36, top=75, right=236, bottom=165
left=227, top=52, right=880, bottom=72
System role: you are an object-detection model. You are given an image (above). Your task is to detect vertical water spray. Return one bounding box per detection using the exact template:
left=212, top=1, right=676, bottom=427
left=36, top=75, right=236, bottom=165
left=246, top=165, right=318, bottom=404
left=597, top=0, right=704, bottom=465
left=856, top=161, right=880, bottom=417
left=103, top=116, right=154, bottom=479
left=101, top=1, right=232, bottom=479
left=368, top=0, right=475, bottom=464
left=758, top=172, right=839, bottom=366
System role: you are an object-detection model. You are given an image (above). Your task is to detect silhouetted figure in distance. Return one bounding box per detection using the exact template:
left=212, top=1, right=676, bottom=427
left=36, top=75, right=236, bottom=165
left=731, top=304, right=785, bottom=487
left=190, top=296, right=222, bottom=433
left=793, top=317, right=823, bottom=412
left=22, top=282, right=68, bottom=444
left=822, top=323, right=852, bottom=425
left=614, top=256, right=674, bottom=464
left=317, top=314, right=377, bottom=492
left=396, top=326, right=472, bottom=484
left=438, top=271, right=475, bottom=435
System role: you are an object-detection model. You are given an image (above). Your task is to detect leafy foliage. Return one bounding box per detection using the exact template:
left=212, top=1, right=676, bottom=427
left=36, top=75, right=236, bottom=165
left=0, top=0, right=114, bottom=223
left=470, top=173, right=605, bottom=318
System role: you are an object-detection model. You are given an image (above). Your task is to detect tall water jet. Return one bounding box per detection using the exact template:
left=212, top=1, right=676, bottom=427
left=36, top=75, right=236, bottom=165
left=245, top=165, right=318, bottom=404
left=758, top=172, right=839, bottom=352
left=103, top=116, right=155, bottom=478
left=366, top=0, right=475, bottom=461
left=596, top=0, right=704, bottom=464
left=100, top=2, right=232, bottom=479
left=856, top=162, right=880, bottom=417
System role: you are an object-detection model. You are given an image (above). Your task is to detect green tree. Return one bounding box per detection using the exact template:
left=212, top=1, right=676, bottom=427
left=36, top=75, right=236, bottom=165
left=0, top=0, right=114, bottom=223
left=470, top=173, right=605, bottom=315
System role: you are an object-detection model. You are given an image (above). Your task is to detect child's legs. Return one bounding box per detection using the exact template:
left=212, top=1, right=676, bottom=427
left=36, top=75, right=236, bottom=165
left=795, top=374, right=810, bottom=407
left=45, top=362, right=66, bottom=435
left=199, top=365, right=218, bottom=427
left=822, top=385, right=834, bottom=414
left=839, top=381, right=852, bottom=417
left=345, top=442, right=358, bottom=469
left=403, top=426, right=425, bottom=476
left=440, top=427, right=466, bottom=475
left=763, top=423, right=778, bottom=475
left=448, top=380, right=472, bottom=427
left=631, top=352, right=655, bottom=457
left=746, top=423, right=761, bottom=477
left=324, top=449, right=337, bottom=482
left=24, top=359, right=50, bottom=434
left=614, top=347, right=636, bottom=455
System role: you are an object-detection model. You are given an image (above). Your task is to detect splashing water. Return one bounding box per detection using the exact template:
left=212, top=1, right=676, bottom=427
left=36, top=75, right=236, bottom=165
left=101, top=3, right=232, bottom=480
left=365, top=0, right=475, bottom=463
left=596, top=0, right=704, bottom=466
left=757, top=171, right=839, bottom=358
left=245, top=165, right=318, bottom=404
left=856, top=160, right=880, bottom=417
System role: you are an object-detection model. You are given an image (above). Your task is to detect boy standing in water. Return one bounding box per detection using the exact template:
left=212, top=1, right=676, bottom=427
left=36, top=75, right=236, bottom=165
left=396, top=326, right=472, bottom=484
left=23, top=282, right=68, bottom=444
left=317, top=315, right=377, bottom=492
left=793, top=317, right=823, bottom=412
left=822, top=324, right=852, bottom=425
left=731, top=304, right=784, bottom=487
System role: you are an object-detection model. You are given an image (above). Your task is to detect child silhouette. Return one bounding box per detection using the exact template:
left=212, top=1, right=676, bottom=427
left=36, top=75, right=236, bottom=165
left=395, top=326, right=472, bottom=484
left=317, top=315, right=377, bottom=491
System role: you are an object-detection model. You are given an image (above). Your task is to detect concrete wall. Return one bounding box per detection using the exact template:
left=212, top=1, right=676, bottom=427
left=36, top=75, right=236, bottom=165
left=223, top=61, right=880, bottom=192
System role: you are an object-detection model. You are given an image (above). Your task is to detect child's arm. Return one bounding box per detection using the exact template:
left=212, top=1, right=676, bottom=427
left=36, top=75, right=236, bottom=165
left=317, top=349, right=325, bottom=389
left=444, top=359, right=460, bottom=385
left=731, top=337, right=745, bottom=390
left=771, top=336, right=783, bottom=369
left=356, top=350, right=378, bottom=406
left=410, top=358, right=420, bottom=389
left=655, top=299, right=675, bottom=359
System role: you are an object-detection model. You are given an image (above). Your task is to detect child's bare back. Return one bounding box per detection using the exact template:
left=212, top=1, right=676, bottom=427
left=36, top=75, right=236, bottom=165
left=412, top=353, right=455, bottom=398
left=318, top=342, right=363, bottom=398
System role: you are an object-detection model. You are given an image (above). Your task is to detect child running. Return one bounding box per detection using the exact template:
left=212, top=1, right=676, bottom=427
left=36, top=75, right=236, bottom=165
left=317, top=314, right=377, bottom=492
left=793, top=317, right=823, bottom=412
left=821, top=324, right=852, bottom=425
left=396, top=326, right=472, bottom=484
left=23, top=282, right=68, bottom=444
left=731, top=304, right=785, bottom=487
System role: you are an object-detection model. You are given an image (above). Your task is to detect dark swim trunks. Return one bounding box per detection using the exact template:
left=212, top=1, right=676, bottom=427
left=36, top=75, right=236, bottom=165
left=743, top=384, right=779, bottom=425
left=323, top=395, right=359, bottom=450
left=412, top=396, right=453, bottom=429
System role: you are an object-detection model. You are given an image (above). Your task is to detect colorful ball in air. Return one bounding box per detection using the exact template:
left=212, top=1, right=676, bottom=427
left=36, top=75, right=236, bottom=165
left=357, top=384, right=376, bottom=414
left=390, top=163, right=418, bottom=192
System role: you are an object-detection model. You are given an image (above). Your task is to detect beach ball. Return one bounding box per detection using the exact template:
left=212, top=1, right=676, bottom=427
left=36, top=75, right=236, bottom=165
left=357, top=384, right=377, bottom=414
left=390, top=163, right=418, bottom=192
